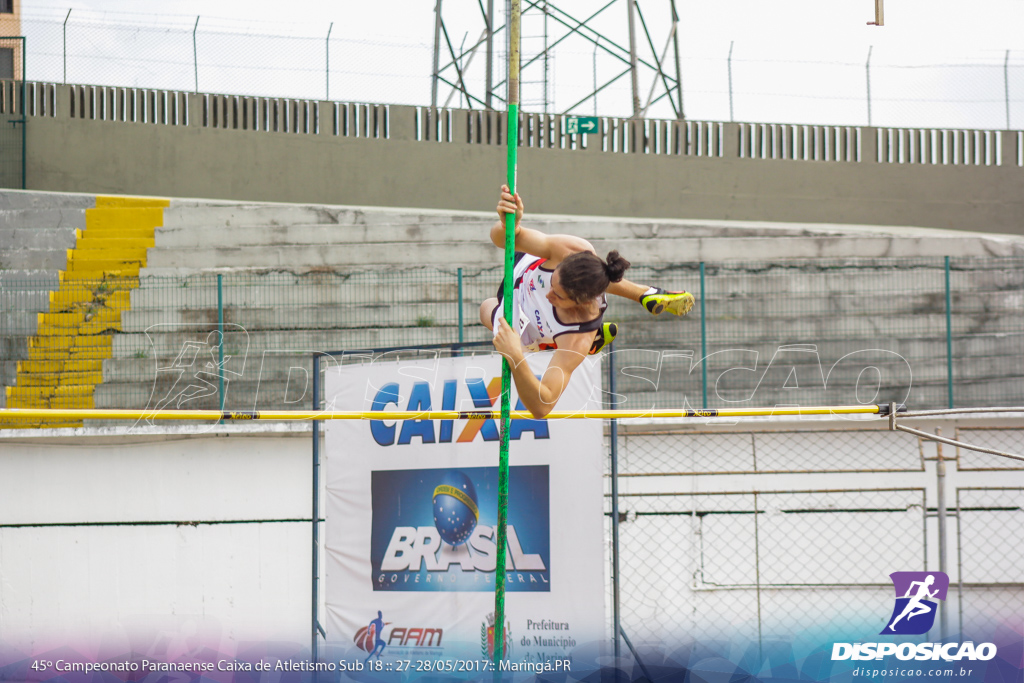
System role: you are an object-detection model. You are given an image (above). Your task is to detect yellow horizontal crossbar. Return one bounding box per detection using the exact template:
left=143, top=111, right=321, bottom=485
left=0, top=405, right=884, bottom=422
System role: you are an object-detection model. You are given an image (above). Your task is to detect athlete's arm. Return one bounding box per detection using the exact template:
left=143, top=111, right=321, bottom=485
left=490, top=185, right=595, bottom=263
left=491, top=318, right=590, bottom=418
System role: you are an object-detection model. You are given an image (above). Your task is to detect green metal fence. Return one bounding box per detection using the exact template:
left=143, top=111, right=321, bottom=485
left=1, top=256, right=1022, bottom=416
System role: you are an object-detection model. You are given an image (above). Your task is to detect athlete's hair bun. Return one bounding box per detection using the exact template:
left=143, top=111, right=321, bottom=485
left=558, top=249, right=633, bottom=302
left=604, top=251, right=631, bottom=283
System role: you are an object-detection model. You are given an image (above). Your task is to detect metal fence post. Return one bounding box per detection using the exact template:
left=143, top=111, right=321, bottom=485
left=727, top=41, right=734, bottom=123
left=217, top=274, right=225, bottom=419
left=311, top=353, right=322, bottom=666
left=945, top=256, right=953, bottom=409
left=1006, top=50, right=1012, bottom=131
left=192, top=17, right=200, bottom=94
left=457, top=267, right=464, bottom=344
left=62, top=9, right=71, bottom=84
left=609, top=345, right=621, bottom=659
left=700, top=262, right=708, bottom=409
left=935, top=428, right=948, bottom=641
left=866, top=46, right=873, bottom=127
left=326, top=22, right=333, bottom=101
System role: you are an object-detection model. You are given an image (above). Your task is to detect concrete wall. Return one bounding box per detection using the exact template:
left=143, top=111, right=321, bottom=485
left=12, top=82, right=1024, bottom=236
left=0, top=424, right=312, bottom=650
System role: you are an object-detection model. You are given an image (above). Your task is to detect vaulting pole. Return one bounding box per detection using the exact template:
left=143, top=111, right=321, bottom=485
left=494, top=0, right=520, bottom=666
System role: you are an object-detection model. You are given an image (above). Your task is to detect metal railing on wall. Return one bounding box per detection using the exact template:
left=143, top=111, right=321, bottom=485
left=3, top=79, right=1022, bottom=167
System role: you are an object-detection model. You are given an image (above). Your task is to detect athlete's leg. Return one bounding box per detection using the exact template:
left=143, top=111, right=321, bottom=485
left=606, top=279, right=649, bottom=302
left=607, top=279, right=694, bottom=316
left=479, top=297, right=499, bottom=330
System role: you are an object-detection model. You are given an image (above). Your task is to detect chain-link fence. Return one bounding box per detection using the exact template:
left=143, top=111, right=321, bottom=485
left=605, top=256, right=1024, bottom=412
left=611, top=488, right=927, bottom=644
left=609, top=423, right=1024, bottom=651
left=955, top=487, right=1024, bottom=636
left=2, top=256, right=1023, bottom=420
left=15, top=11, right=1024, bottom=130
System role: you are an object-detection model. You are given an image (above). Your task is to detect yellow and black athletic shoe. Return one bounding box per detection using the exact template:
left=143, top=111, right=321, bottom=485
left=589, top=322, right=618, bottom=355
left=640, top=288, right=695, bottom=316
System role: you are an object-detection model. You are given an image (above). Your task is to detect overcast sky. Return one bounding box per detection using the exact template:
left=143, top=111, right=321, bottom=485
left=23, top=0, right=1024, bottom=50
left=18, top=0, right=1024, bottom=127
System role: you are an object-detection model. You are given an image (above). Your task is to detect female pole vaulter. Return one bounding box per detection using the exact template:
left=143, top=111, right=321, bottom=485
left=481, top=185, right=694, bottom=418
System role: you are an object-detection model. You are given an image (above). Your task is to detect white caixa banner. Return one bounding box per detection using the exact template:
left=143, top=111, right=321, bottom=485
left=324, top=353, right=605, bottom=664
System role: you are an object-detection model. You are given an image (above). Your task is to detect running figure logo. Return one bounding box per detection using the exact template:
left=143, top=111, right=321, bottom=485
left=363, top=610, right=387, bottom=662
left=882, top=571, right=949, bottom=635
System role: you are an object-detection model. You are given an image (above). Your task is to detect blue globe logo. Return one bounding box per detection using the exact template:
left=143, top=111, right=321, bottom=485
left=432, top=470, right=479, bottom=546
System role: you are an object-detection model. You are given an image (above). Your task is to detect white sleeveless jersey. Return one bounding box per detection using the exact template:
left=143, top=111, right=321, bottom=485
left=493, top=254, right=606, bottom=352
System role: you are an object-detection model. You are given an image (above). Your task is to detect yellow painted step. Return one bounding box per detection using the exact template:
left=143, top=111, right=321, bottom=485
left=85, top=207, right=165, bottom=230
left=80, top=228, right=156, bottom=240
left=66, top=260, right=143, bottom=273
left=37, top=311, right=121, bottom=330
left=66, top=263, right=145, bottom=275
left=17, top=371, right=103, bottom=386
left=68, top=247, right=148, bottom=260
left=59, top=271, right=140, bottom=284
left=67, top=259, right=147, bottom=272
left=52, top=278, right=138, bottom=291
left=103, top=292, right=132, bottom=309
left=36, top=322, right=121, bottom=337
left=28, top=348, right=112, bottom=361
left=49, top=289, right=93, bottom=305
left=90, top=308, right=124, bottom=322
left=49, top=300, right=130, bottom=315
left=38, top=312, right=86, bottom=327
left=50, top=290, right=131, bottom=309
left=7, top=384, right=95, bottom=400
left=14, top=396, right=100, bottom=410
left=29, top=335, right=112, bottom=350
left=18, top=359, right=103, bottom=373
left=62, top=264, right=142, bottom=277
left=52, top=395, right=95, bottom=409
left=4, top=396, right=50, bottom=409
left=0, top=420, right=84, bottom=429
left=76, top=237, right=155, bottom=250
left=79, top=320, right=121, bottom=334
left=96, top=196, right=170, bottom=208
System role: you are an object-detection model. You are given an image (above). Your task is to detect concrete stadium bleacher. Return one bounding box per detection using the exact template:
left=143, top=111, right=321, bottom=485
left=1, top=189, right=1023, bottom=426
left=0, top=191, right=95, bottom=410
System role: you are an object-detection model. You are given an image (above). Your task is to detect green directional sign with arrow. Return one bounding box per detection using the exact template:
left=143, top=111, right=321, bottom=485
left=565, top=116, right=599, bottom=134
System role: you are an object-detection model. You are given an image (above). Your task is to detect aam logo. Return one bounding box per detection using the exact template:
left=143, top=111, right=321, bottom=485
left=354, top=621, right=443, bottom=653
left=369, top=377, right=550, bottom=446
